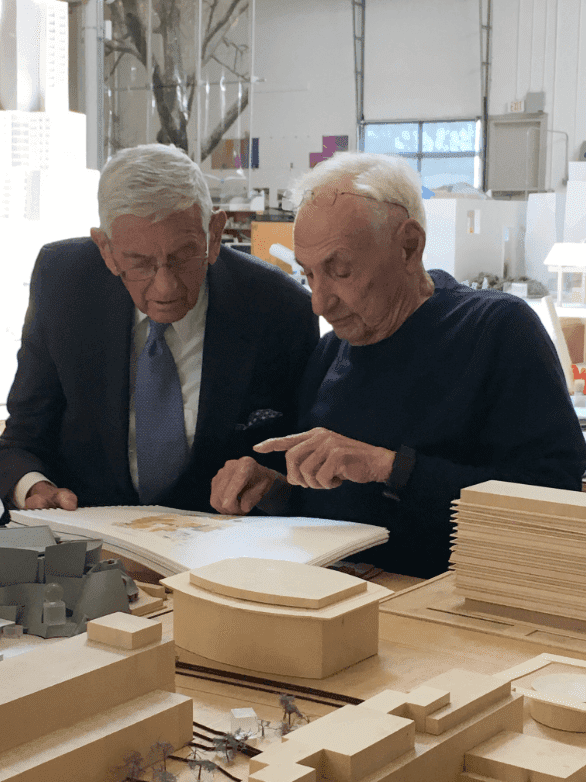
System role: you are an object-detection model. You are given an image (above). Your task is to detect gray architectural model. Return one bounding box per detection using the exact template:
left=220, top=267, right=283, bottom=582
left=0, top=525, right=138, bottom=638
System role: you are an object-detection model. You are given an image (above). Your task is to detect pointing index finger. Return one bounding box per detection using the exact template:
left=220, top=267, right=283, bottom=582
left=254, top=432, right=312, bottom=453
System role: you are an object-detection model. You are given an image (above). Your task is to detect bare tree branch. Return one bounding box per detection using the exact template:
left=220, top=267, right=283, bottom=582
left=209, top=54, right=247, bottom=81
left=105, top=0, right=252, bottom=161
left=200, top=87, right=249, bottom=162
left=202, top=0, right=248, bottom=65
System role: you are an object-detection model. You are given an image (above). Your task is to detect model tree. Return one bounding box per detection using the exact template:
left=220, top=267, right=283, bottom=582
left=104, top=0, right=251, bottom=160
left=111, top=749, right=145, bottom=781
left=188, top=758, right=218, bottom=780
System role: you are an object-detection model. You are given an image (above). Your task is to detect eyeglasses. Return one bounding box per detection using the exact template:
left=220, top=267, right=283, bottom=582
left=300, top=188, right=408, bottom=215
left=107, top=236, right=209, bottom=282
left=118, top=254, right=209, bottom=282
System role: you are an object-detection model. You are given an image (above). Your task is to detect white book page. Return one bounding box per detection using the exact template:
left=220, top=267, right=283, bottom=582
left=10, top=506, right=388, bottom=576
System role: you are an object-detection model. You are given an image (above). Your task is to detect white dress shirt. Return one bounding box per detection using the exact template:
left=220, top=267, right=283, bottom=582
left=13, top=280, right=209, bottom=506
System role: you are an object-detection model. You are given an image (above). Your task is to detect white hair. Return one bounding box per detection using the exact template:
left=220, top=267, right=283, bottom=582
left=98, top=144, right=213, bottom=237
left=291, top=151, right=426, bottom=230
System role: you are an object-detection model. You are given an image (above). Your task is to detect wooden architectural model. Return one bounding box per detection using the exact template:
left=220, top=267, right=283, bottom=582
left=450, top=480, right=586, bottom=624
left=0, top=612, right=193, bottom=782
left=162, top=557, right=392, bottom=678
left=495, top=653, right=586, bottom=733
left=249, top=667, right=586, bottom=782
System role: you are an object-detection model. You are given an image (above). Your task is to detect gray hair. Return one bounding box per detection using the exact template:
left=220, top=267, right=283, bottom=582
left=98, top=144, right=213, bottom=237
left=291, top=151, right=426, bottom=231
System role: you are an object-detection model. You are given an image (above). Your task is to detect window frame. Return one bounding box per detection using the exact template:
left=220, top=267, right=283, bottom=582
left=361, top=118, right=483, bottom=189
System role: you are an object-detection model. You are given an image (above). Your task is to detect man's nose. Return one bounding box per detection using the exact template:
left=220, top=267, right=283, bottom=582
left=151, top=264, right=180, bottom=292
left=310, top=277, right=337, bottom=317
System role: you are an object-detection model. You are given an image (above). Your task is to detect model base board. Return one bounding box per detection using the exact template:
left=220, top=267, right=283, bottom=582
left=379, top=572, right=586, bottom=655
left=162, top=558, right=392, bottom=679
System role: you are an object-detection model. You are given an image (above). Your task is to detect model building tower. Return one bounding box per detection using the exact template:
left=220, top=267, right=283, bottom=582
left=0, top=0, right=100, bottom=406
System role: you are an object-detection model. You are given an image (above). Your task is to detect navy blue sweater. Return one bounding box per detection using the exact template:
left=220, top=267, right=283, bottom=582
left=288, top=270, right=586, bottom=577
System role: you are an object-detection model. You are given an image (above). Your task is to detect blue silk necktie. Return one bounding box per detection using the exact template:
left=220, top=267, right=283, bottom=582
left=135, top=320, right=189, bottom=504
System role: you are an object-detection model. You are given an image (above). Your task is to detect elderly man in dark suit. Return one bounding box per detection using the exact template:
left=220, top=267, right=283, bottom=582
left=0, top=144, right=318, bottom=514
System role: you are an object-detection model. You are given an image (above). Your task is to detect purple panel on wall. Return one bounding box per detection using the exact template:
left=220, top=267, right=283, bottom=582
left=310, top=136, right=349, bottom=168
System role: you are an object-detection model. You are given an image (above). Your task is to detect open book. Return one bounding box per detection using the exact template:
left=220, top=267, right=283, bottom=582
left=10, top=506, right=389, bottom=577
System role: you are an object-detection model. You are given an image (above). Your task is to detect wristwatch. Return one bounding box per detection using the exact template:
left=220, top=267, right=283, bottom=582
left=382, top=445, right=416, bottom=501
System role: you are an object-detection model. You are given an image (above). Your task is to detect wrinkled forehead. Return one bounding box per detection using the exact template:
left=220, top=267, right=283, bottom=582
left=294, top=189, right=405, bottom=249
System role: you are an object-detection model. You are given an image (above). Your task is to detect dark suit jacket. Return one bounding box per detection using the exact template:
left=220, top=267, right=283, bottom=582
left=0, top=238, right=319, bottom=513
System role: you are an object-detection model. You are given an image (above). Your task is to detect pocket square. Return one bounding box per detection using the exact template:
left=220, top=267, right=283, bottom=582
left=235, top=409, right=284, bottom=431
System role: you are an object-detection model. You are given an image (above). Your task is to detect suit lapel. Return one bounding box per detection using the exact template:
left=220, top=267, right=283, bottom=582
left=94, top=272, right=136, bottom=499
left=194, top=250, right=261, bottom=460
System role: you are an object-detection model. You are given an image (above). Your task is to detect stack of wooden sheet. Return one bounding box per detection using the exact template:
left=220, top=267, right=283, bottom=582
left=450, top=480, right=586, bottom=621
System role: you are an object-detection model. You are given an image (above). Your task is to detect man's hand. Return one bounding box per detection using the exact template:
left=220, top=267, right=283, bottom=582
left=254, top=427, right=395, bottom=489
left=210, top=457, right=282, bottom=514
left=24, top=481, right=78, bottom=510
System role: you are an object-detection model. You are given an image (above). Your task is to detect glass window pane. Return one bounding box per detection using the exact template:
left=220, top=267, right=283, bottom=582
left=422, top=121, right=477, bottom=153
left=403, top=157, right=419, bottom=174
left=364, top=123, right=419, bottom=154
left=420, top=157, right=476, bottom=190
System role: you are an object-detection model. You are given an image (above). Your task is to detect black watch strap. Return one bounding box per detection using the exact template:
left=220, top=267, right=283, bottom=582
left=382, top=444, right=416, bottom=501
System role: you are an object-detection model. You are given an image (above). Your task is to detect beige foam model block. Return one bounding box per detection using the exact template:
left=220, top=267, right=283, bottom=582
left=460, top=480, right=586, bottom=520
left=360, top=690, right=410, bottom=714
left=250, top=683, right=524, bottom=782
left=422, top=669, right=511, bottom=735
left=87, top=612, right=162, bottom=649
left=249, top=763, right=317, bottom=782
left=529, top=699, right=586, bottom=733
left=405, top=686, right=452, bottom=731
left=495, top=653, right=586, bottom=733
left=129, top=586, right=165, bottom=616
left=361, top=686, right=451, bottom=731
left=0, top=633, right=175, bottom=754
left=188, top=557, right=367, bottom=609
left=281, top=705, right=415, bottom=782
left=249, top=743, right=323, bottom=776
left=163, top=569, right=390, bottom=678
left=135, top=581, right=166, bottom=599
left=464, top=730, right=586, bottom=781
left=0, top=690, right=193, bottom=782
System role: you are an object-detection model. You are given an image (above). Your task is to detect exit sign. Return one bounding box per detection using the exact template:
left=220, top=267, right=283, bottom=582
left=510, top=100, right=525, bottom=113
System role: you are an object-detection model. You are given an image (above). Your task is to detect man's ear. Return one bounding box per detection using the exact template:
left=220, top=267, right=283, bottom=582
left=207, top=210, right=227, bottom=265
left=397, top=219, right=426, bottom=270
left=90, top=228, right=119, bottom=276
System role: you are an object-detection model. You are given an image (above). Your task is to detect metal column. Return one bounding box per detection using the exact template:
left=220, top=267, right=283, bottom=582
left=352, top=0, right=365, bottom=150
left=479, top=0, right=492, bottom=191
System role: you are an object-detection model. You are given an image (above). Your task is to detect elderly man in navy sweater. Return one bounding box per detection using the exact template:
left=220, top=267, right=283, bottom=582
left=210, top=152, right=586, bottom=578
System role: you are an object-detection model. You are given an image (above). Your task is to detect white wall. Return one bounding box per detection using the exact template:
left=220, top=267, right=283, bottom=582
left=490, top=0, right=586, bottom=191
left=67, top=0, right=586, bottom=206
left=364, top=0, right=481, bottom=121
left=243, top=0, right=586, bottom=199
left=200, top=0, right=356, bottom=206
